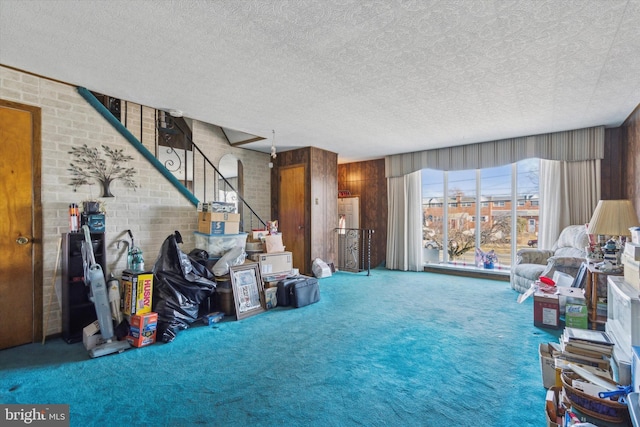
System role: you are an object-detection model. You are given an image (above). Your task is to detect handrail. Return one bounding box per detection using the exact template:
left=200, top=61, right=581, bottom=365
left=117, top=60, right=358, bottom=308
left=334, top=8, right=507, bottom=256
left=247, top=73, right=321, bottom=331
left=189, top=142, right=267, bottom=228
left=78, top=87, right=267, bottom=230
left=77, top=87, right=198, bottom=206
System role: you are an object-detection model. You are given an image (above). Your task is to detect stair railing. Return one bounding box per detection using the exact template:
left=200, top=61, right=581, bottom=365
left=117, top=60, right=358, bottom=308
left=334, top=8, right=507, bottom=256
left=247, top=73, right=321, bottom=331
left=78, top=87, right=267, bottom=232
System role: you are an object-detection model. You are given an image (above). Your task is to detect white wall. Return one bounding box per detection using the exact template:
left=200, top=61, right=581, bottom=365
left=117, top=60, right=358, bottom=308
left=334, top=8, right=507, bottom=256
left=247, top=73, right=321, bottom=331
left=0, top=65, right=271, bottom=336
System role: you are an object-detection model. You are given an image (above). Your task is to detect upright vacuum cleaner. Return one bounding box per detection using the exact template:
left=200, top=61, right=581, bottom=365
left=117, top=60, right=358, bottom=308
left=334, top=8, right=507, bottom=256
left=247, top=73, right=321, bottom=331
left=82, top=225, right=130, bottom=358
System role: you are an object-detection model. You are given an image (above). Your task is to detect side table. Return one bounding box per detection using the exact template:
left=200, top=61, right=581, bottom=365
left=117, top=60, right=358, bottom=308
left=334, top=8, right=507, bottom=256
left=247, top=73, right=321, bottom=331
left=584, top=262, right=623, bottom=329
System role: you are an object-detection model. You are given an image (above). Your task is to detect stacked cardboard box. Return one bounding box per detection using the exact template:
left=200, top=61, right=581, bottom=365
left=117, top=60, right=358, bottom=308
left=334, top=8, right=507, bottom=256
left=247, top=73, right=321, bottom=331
left=198, top=212, right=241, bottom=234
left=121, top=270, right=154, bottom=317
left=254, top=251, right=293, bottom=278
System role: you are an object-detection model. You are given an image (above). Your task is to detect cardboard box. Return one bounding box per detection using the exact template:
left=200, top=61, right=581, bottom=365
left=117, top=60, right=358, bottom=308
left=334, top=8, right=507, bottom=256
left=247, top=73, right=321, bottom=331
left=625, top=242, right=640, bottom=261
left=251, top=230, right=269, bottom=241
left=545, top=386, right=562, bottom=427
left=565, top=303, right=588, bottom=329
left=127, top=312, right=158, bottom=347
left=82, top=320, right=103, bottom=350
left=539, top=343, right=557, bottom=389
left=197, top=201, right=236, bottom=213
left=534, top=292, right=560, bottom=329
left=121, top=270, right=154, bottom=316
left=198, top=218, right=240, bottom=235
left=258, top=251, right=292, bottom=276
left=198, top=211, right=241, bottom=223
left=81, top=213, right=105, bottom=233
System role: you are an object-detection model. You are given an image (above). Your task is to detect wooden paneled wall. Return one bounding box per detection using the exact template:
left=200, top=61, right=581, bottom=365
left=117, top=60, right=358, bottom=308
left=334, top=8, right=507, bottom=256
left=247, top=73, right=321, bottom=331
left=338, top=159, right=387, bottom=268
left=271, top=146, right=337, bottom=274
left=602, top=127, right=624, bottom=200
left=309, top=147, right=338, bottom=270
left=622, top=104, right=640, bottom=218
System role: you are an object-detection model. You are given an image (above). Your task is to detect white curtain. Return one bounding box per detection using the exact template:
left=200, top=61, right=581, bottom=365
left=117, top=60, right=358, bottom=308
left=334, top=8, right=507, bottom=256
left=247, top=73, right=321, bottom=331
left=386, top=171, right=422, bottom=271
left=539, top=159, right=601, bottom=249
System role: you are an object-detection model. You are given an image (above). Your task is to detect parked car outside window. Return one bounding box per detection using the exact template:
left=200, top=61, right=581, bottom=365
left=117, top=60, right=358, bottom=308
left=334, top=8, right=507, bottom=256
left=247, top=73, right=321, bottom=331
left=424, top=240, right=441, bottom=250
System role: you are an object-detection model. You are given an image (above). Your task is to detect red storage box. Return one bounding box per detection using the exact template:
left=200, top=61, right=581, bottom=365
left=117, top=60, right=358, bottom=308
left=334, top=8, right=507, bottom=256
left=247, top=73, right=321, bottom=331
left=534, top=292, right=560, bottom=329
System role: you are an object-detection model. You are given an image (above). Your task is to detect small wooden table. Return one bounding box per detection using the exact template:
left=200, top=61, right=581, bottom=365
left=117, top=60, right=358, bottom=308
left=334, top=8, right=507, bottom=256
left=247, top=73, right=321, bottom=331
left=584, top=262, right=623, bottom=329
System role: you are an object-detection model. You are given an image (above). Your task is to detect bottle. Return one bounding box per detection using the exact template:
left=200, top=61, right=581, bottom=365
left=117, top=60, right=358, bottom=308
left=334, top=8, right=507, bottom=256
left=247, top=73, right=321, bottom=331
left=69, top=203, right=79, bottom=232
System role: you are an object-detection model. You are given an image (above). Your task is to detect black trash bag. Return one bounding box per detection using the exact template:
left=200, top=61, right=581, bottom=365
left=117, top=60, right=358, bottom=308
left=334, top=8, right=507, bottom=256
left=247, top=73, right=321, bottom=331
left=152, top=231, right=216, bottom=343
left=188, top=248, right=209, bottom=268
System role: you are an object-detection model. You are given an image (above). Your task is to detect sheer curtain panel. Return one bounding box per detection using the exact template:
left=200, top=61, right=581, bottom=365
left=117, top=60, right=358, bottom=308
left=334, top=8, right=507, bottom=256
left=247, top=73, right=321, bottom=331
left=386, top=171, right=422, bottom=271
left=539, top=159, right=600, bottom=248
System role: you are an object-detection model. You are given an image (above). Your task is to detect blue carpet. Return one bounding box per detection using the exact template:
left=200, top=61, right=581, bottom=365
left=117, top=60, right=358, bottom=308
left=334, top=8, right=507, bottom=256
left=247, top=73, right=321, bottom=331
left=0, top=269, right=559, bottom=426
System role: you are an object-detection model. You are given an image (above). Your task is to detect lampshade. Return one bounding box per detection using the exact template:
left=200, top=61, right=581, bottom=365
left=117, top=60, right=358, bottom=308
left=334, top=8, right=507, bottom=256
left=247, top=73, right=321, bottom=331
left=588, top=199, right=640, bottom=237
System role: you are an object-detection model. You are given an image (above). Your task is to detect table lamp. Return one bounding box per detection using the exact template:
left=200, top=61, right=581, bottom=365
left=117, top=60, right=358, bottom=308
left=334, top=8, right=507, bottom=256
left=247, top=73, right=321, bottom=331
left=588, top=199, right=640, bottom=267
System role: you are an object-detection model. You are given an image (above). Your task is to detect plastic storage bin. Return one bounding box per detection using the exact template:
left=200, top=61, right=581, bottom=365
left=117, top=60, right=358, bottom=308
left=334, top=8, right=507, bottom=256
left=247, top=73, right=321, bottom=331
left=194, top=231, right=248, bottom=257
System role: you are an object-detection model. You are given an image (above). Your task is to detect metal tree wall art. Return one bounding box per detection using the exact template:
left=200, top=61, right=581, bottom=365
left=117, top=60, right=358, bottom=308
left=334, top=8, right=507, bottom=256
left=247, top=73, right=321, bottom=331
left=68, top=144, right=137, bottom=197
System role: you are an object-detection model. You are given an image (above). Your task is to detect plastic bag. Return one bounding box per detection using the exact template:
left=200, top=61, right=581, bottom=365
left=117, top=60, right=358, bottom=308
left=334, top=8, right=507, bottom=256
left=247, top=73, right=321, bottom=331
left=312, top=258, right=332, bottom=278
left=212, top=246, right=246, bottom=276
left=152, top=231, right=217, bottom=343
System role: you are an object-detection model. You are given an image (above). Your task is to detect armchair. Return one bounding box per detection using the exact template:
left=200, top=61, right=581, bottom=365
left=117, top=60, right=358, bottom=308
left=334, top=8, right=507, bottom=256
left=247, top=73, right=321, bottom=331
left=511, top=225, right=590, bottom=293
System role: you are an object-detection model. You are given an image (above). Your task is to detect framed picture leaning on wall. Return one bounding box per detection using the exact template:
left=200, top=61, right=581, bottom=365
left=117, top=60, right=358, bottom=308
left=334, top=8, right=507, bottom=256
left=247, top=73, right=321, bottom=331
left=230, top=262, right=265, bottom=320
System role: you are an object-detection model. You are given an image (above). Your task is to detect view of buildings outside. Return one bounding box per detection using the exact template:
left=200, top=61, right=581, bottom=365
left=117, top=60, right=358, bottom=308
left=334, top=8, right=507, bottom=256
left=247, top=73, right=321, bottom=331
left=422, top=159, right=540, bottom=270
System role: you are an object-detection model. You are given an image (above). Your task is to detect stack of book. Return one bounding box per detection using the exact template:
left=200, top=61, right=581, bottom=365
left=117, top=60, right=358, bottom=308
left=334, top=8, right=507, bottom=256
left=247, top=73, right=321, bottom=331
left=556, top=327, right=614, bottom=371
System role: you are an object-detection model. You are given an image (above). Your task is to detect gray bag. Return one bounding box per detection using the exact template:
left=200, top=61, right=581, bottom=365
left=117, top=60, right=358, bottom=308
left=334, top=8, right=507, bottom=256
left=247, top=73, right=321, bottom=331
left=290, top=275, right=320, bottom=308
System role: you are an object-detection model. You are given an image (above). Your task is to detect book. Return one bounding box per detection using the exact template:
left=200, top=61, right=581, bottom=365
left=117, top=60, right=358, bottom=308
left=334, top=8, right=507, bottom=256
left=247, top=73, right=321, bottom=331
left=556, top=353, right=610, bottom=371
left=561, top=331, right=613, bottom=356
left=564, top=327, right=614, bottom=346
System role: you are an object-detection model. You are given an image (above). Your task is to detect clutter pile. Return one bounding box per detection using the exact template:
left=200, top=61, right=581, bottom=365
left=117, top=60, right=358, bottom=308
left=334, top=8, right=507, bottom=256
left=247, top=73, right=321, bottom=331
left=540, top=327, right=631, bottom=426
left=76, top=200, right=328, bottom=357
left=193, top=203, right=322, bottom=322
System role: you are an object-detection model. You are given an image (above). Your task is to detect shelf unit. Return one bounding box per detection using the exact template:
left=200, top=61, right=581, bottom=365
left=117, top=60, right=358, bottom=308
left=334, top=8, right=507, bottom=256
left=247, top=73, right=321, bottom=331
left=585, top=262, right=623, bottom=330
left=61, top=232, right=106, bottom=343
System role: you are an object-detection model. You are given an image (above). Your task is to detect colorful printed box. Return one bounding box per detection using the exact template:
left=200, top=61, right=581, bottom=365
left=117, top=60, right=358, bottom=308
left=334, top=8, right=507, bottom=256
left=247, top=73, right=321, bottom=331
left=127, top=312, right=158, bottom=348
left=121, top=270, right=153, bottom=316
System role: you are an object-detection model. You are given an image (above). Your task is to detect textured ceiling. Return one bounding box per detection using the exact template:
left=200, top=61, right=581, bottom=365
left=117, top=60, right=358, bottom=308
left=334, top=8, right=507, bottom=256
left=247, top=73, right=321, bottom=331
left=1, top=0, right=640, bottom=163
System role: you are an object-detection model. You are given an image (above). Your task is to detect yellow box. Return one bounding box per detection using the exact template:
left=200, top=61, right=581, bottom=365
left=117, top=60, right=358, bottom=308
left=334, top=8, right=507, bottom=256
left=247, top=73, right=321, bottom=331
left=121, top=270, right=153, bottom=316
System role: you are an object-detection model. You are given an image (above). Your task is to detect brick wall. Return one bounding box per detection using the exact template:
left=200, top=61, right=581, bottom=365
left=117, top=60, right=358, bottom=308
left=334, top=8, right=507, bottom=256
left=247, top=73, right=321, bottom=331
left=0, top=65, right=271, bottom=336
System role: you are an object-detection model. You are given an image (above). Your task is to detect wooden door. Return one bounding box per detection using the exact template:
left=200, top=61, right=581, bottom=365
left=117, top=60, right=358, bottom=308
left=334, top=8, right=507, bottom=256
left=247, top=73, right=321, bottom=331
left=0, top=100, right=42, bottom=349
left=278, top=165, right=306, bottom=273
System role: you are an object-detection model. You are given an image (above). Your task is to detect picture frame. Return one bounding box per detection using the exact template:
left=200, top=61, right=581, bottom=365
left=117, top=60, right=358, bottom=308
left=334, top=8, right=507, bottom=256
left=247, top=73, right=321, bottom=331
left=229, top=262, right=265, bottom=320
left=572, top=263, right=588, bottom=289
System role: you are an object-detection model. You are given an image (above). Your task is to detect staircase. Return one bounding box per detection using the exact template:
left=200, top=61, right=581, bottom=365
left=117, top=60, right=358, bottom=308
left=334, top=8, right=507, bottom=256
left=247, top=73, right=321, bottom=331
left=78, top=87, right=267, bottom=232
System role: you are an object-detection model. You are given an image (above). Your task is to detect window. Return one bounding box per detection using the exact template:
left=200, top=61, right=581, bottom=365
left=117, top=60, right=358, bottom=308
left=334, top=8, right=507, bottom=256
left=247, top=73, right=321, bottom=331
left=421, top=159, right=540, bottom=270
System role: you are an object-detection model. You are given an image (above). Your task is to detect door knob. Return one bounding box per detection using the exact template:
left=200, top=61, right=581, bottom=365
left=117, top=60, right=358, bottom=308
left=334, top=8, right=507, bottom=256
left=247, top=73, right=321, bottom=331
left=16, top=236, right=30, bottom=245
